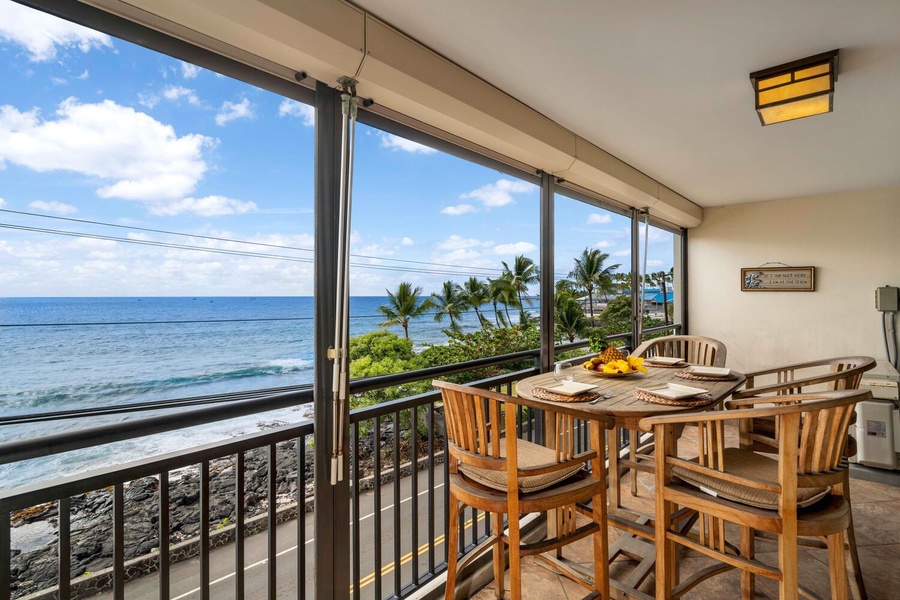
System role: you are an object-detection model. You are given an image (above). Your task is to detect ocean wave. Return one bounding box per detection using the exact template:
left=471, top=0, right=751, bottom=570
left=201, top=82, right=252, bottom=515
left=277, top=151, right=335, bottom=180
left=1, top=360, right=314, bottom=409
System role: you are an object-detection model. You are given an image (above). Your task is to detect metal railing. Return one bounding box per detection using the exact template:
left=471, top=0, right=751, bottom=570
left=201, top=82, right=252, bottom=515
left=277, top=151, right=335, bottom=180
left=1, top=328, right=678, bottom=600
left=0, top=350, right=545, bottom=600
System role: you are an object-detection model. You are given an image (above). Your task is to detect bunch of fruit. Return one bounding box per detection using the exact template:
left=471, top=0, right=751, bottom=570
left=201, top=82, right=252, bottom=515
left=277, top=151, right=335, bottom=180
left=582, top=354, right=647, bottom=375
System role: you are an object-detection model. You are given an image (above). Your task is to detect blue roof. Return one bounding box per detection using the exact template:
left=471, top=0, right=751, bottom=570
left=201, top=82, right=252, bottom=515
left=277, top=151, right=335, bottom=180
left=650, top=292, right=674, bottom=303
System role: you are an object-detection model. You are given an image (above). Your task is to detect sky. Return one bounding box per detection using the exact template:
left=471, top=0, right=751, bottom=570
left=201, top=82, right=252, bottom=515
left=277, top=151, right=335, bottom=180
left=0, top=0, right=675, bottom=298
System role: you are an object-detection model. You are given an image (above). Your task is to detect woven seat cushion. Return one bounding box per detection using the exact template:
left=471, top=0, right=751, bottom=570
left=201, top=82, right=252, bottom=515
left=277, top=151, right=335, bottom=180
left=459, top=438, right=584, bottom=493
left=672, top=448, right=831, bottom=510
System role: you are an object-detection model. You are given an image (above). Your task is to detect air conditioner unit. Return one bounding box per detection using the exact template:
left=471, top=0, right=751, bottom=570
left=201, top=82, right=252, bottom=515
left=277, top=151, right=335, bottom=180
left=851, top=360, right=900, bottom=470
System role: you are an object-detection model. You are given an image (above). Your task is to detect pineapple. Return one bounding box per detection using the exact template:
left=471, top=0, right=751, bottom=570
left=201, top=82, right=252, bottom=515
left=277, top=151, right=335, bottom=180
left=598, top=344, right=626, bottom=364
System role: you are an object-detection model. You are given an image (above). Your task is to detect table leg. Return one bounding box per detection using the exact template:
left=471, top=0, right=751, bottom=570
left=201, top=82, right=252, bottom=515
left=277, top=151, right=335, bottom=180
left=609, top=425, right=622, bottom=511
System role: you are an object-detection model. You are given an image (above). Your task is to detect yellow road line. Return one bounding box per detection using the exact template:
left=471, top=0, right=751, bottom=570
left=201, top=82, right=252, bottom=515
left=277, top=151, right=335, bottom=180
left=350, top=512, right=487, bottom=593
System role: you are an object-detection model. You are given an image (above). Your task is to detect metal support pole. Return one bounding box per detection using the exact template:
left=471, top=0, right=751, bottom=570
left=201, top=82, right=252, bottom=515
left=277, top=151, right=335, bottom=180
left=679, top=228, right=689, bottom=334
left=539, top=172, right=555, bottom=375
left=630, top=208, right=642, bottom=349
left=314, top=81, right=351, bottom=600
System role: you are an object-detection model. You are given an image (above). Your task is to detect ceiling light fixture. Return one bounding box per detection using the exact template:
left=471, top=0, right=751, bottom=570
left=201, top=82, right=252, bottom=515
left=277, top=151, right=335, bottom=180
left=750, top=49, right=839, bottom=126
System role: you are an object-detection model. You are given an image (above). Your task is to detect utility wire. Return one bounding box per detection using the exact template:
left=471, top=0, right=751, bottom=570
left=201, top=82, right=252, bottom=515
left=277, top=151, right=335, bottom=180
left=0, top=208, right=503, bottom=274
left=0, top=222, right=498, bottom=278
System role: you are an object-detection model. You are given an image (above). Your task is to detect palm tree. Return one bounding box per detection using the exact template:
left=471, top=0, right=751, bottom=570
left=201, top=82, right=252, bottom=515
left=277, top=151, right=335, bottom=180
left=554, top=289, right=587, bottom=343
left=610, top=272, right=632, bottom=296
left=650, top=268, right=673, bottom=324
left=431, top=280, right=465, bottom=333
left=487, top=277, right=510, bottom=327
left=378, top=282, right=435, bottom=340
left=501, top=254, right=540, bottom=324
left=568, top=248, right=619, bottom=320
left=461, top=276, right=492, bottom=329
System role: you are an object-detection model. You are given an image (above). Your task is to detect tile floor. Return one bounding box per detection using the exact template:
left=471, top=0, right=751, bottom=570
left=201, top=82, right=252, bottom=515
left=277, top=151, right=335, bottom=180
left=469, top=426, right=900, bottom=599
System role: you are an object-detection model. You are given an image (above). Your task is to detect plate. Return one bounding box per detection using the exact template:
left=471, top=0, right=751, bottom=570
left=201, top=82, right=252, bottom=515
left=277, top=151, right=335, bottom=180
left=583, top=369, right=633, bottom=378
left=635, top=382, right=708, bottom=400
left=644, top=356, right=684, bottom=366
left=538, top=381, right=599, bottom=396
left=684, top=365, right=732, bottom=377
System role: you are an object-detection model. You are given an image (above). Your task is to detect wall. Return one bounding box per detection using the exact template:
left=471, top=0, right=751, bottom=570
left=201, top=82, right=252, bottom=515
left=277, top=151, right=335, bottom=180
left=688, top=185, right=900, bottom=372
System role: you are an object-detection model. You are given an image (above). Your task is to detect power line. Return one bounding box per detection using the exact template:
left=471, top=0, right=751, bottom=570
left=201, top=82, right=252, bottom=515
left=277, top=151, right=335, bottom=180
left=0, top=222, right=498, bottom=278
left=0, top=208, right=504, bottom=275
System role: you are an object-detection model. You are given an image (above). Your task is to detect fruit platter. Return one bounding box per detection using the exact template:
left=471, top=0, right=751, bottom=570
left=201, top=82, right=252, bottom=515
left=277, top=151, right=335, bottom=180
left=582, top=345, right=647, bottom=377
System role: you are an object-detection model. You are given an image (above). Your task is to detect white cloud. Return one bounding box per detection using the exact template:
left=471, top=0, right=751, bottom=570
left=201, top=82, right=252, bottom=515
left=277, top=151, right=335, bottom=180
left=0, top=98, right=213, bottom=202
left=0, top=2, right=113, bottom=62
left=0, top=197, right=5, bottom=208
left=75, top=70, right=89, bottom=80
left=379, top=132, right=436, bottom=154
left=594, top=240, right=613, bottom=248
left=460, top=179, right=533, bottom=208
left=138, top=92, right=159, bottom=109
left=494, top=242, right=537, bottom=255
left=587, top=213, right=612, bottom=225
left=647, top=260, right=664, bottom=267
left=29, top=200, right=77, bottom=215
left=215, top=99, right=253, bottom=126
left=441, top=204, right=476, bottom=216
left=50, top=76, right=67, bottom=85
left=437, top=235, right=486, bottom=251
left=148, top=195, right=257, bottom=217
left=401, top=237, right=414, bottom=246
left=180, top=62, right=200, bottom=79
left=612, top=249, right=631, bottom=257
left=162, top=85, right=201, bottom=106
left=278, top=100, right=315, bottom=127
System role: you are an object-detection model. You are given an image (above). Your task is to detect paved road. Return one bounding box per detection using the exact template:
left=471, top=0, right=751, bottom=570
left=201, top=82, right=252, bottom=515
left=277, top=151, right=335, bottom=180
left=102, top=468, right=463, bottom=600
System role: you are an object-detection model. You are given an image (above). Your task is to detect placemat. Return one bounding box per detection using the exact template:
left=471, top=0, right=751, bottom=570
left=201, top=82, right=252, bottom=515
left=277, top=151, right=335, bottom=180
left=644, top=360, right=688, bottom=369
left=633, top=388, right=715, bottom=407
left=532, top=387, right=602, bottom=403
left=674, top=371, right=739, bottom=382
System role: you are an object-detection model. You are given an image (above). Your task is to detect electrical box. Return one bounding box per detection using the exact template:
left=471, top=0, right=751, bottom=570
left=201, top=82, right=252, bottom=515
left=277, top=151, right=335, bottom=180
left=852, top=361, right=900, bottom=469
left=875, top=286, right=899, bottom=312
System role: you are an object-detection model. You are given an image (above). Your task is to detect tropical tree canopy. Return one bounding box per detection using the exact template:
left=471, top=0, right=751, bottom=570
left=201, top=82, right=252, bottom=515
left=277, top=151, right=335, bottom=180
left=554, top=289, right=587, bottom=343
left=568, top=248, right=619, bottom=320
left=461, top=276, right=492, bottom=329
left=431, top=280, right=466, bottom=333
left=501, top=254, right=540, bottom=324
left=378, top=281, right=435, bottom=340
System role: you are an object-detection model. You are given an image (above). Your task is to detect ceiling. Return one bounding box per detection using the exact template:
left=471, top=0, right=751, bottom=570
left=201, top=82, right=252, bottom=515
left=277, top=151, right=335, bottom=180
left=352, top=0, right=900, bottom=207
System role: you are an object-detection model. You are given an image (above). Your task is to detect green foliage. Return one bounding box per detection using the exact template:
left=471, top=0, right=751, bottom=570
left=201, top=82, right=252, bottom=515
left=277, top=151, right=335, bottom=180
left=378, top=281, right=435, bottom=340
left=569, top=248, right=619, bottom=320
left=501, top=255, right=540, bottom=323
left=419, top=324, right=540, bottom=383
left=349, top=331, right=427, bottom=409
left=431, top=280, right=466, bottom=333
left=554, top=290, right=587, bottom=343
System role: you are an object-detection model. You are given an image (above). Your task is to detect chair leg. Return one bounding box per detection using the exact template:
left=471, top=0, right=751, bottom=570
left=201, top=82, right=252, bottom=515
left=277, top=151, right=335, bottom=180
left=593, top=492, right=610, bottom=600
left=828, top=532, right=849, bottom=600
left=445, top=491, right=460, bottom=600
left=740, top=526, right=755, bottom=600
left=841, top=476, right=868, bottom=600
left=778, top=525, right=799, bottom=600
left=492, top=512, right=505, bottom=599
left=508, top=511, right=522, bottom=600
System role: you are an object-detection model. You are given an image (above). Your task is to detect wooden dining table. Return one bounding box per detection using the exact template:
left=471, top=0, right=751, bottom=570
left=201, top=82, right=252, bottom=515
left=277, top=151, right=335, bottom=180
left=516, top=363, right=746, bottom=600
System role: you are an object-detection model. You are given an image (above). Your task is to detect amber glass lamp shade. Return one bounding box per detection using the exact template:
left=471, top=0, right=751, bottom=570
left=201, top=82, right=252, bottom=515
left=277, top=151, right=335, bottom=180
left=750, top=49, right=839, bottom=126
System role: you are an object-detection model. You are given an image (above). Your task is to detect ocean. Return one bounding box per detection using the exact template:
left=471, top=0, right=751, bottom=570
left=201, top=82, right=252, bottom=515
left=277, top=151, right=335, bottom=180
left=0, top=296, right=486, bottom=490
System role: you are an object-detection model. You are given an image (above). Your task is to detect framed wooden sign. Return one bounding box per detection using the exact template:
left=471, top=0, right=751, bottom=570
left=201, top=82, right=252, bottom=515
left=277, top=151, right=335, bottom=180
left=741, top=266, right=815, bottom=292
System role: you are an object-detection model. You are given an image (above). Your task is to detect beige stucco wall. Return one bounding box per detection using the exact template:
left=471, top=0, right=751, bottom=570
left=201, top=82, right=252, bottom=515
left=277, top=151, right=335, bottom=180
left=688, top=185, right=900, bottom=372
